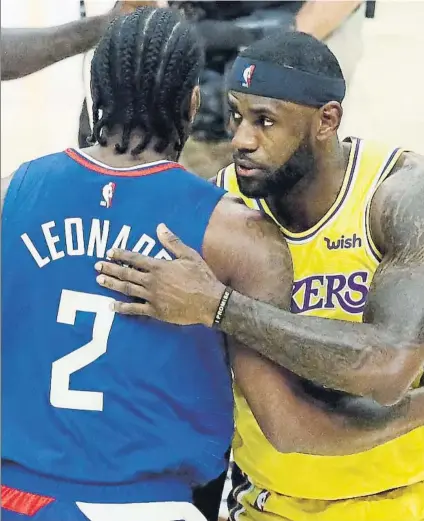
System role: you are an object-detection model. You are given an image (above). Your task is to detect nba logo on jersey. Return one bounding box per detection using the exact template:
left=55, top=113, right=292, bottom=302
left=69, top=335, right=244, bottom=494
left=241, top=65, right=255, bottom=88
left=100, top=182, right=116, bottom=208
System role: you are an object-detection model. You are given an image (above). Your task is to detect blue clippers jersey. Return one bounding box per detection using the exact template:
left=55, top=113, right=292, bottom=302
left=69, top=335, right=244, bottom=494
left=1, top=149, right=233, bottom=503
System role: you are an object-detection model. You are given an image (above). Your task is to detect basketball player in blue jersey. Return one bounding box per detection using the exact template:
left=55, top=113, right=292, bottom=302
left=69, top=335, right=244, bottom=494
left=1, top=8, right=294, bottom=521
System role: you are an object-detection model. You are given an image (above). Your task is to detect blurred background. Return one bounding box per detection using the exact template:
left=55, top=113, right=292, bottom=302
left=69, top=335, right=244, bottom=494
left=2, top=0, right=424, bottom=180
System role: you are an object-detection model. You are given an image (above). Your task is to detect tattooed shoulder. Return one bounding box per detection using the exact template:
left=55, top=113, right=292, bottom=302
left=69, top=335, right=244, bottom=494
left=370, top=152, right=424, bottom=260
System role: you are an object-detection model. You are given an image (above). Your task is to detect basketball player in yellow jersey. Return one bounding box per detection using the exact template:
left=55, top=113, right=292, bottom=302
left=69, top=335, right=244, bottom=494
left=93, top=32, right=424, bottom=521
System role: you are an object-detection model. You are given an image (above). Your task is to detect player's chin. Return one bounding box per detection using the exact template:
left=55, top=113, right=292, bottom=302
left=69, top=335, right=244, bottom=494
left=236, top=174, right=270, bottom=199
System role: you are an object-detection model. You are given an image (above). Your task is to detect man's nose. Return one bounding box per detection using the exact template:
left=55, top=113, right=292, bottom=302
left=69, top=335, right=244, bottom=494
left=231, top=120, right=259, bottom=153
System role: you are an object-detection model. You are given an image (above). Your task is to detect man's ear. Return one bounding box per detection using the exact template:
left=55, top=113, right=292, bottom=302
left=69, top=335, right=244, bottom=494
left=315, top=101, right=343, bottom=141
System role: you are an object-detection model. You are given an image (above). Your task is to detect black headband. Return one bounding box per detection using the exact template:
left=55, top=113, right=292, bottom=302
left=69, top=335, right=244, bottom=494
left=227, top=57, right=346, bottom=107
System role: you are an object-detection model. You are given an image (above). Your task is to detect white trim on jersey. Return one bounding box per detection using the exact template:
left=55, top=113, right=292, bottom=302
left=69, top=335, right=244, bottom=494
left=76, top=500, right=207, bottom=521
left=74, top=147, right=172, bottom=171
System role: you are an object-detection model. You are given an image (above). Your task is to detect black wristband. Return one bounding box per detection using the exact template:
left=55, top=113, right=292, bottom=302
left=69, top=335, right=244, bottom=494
left=213, top=287, right=233, bottom=327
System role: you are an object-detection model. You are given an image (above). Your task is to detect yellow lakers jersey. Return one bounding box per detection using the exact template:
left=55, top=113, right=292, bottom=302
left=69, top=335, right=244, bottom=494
left=218, top=138, right=424, bottom=521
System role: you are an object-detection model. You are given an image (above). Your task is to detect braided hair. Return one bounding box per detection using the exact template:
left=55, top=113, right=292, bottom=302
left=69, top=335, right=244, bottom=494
left=89, top=7, right=203, bottom=156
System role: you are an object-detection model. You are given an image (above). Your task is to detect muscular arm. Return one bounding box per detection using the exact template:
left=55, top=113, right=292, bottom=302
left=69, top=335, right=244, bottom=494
left=233, top=348, right=424, bottom=455
left=95, top=186, right=424, bottom=455
left=205, top=195, right=424, bottom=455
left=1, top=14, right=114, bottom=81
left=219, top=158, right=424, bottom=406
left=295, top=0, right=362, bottom=40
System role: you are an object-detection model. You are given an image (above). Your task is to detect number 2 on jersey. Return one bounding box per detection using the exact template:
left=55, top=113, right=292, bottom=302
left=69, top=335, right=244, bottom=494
left=50, top=290, right=115, bottom=411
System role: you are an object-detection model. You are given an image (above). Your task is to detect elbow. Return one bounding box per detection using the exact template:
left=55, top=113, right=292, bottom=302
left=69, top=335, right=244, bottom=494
left=371, top=385, right=410, bottom=407
left=350, top=345, right=423, bottom=406
left=356, top=374, right=408, bottom=406
left=352, top=376, right=410, bottom=407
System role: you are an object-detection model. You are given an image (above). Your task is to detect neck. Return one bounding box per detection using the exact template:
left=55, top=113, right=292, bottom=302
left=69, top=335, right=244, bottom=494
left=85, top=128, right=181, bottom=168
left=267, top=138, right=348, bottom=233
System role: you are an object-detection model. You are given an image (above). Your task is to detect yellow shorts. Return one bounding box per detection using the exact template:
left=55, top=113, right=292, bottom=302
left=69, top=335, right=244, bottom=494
left=228, top=474, right=424, bottom=521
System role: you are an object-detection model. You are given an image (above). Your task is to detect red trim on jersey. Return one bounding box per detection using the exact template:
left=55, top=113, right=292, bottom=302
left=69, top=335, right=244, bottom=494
left=1, top=485, right=55, bottom=516
left=65, top=148, right=183, bottom=177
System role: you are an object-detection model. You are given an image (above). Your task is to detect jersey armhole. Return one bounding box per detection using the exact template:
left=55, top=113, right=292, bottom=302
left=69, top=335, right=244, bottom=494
left=364, top=148, right=405, bottom=262
left=216, top=168, right=226, bottom=188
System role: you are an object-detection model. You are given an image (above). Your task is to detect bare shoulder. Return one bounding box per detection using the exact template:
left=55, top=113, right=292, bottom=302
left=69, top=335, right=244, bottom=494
left=394, top=150, right=424, bottom=171
left=206, top=193, right=285, bottom=249
left=1, top=171, right=17, bottom=214
left=203, top=194, right=293, bottom=305
left=370, top=151, right=424, bottom=256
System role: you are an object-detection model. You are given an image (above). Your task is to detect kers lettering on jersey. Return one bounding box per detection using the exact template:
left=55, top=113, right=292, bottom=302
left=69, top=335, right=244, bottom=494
left=20, top=218, right=172, bottom=267
left=291, top=271, right=370, bottom=315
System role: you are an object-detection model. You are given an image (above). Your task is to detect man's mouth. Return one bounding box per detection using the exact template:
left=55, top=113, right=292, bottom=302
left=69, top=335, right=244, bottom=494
left=235, top=159, right=265, bottom=178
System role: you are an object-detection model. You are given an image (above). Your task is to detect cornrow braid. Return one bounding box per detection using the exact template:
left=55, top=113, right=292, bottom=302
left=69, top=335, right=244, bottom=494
left=90, top=7, right=203, bottom=156
left=172, top=46, right=202, bottom=153
left=136, top=9, right=173, bottom=152
left=114, top=13, right=140, bottom=154
left=89, top=21, right=116, bottom=146
left=130, top=9, right=158, bottom=156
left=155, top=25, right=187, bottom=152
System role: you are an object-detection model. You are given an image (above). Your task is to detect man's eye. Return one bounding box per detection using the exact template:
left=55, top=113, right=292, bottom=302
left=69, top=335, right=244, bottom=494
left=230, top=111, right=242, bottom=121
left=259, top=117, right=274, bottom=128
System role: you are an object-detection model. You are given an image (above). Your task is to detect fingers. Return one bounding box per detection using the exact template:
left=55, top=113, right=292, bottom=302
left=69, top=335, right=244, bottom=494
left=96, top=273, right=149, bottom=301
left=156, top=223, right=197, bottom=258
left=106, top=248, right=161, bottom=270
left=111, top=301, right=153, bottom=317
left=95, top=260, right=157, bottom=318
left=95, top=261, right=148, bottom=285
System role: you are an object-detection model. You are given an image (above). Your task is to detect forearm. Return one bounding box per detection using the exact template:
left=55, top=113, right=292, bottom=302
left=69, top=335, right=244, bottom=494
left=325, top=387, right=424, bottom=454
left=221, top=292, right=420, bottom=405
left=295, top=0, right=362, bottom=40
left=289, top=389, right=424, bottom=456
left=233, top=348, right=424, bottom=456
left=1, top=15, right=112, bottom=81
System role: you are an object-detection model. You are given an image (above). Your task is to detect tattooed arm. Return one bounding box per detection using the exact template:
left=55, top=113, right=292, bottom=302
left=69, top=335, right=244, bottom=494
left=96, top=188, right=424, bottom=455
left=232, top=347, right=424, bottom=455
left=221, top=157, right=424, bottom=406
